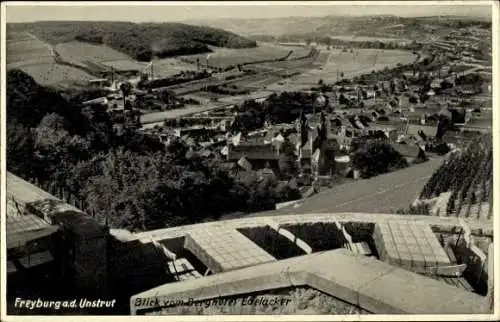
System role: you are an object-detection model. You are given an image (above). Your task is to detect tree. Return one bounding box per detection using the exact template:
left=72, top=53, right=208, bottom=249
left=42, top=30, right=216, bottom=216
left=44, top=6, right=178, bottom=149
left=33, top=126, right=92, bottom=185
left=38, top=113, right=69, bottom=131
left=82, top=149, right=161, bottom=230
left=7, top=121, right=35, bottom=178
left=351, top=140, right=408, bottom=178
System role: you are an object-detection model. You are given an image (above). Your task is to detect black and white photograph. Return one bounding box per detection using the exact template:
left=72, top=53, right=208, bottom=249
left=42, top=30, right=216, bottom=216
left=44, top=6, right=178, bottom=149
left=1, top=1, right=497, bottom=319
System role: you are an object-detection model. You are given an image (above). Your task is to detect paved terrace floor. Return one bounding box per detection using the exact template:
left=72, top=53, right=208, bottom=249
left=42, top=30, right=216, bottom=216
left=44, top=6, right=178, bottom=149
left=374, top=221, right=451, bottom=274
left=184, top=226, right=276, bottom=274
left=252, top=156, right=446, bottom=217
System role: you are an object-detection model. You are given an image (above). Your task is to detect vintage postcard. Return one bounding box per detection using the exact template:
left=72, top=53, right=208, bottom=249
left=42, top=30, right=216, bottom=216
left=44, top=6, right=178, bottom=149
left=1, top=1, right=498, bottom=320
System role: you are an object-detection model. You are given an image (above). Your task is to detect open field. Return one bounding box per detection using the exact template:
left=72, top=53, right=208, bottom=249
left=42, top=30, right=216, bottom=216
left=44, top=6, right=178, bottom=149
left=238, top=75, right=285, bottom=89
left=254, top=52, right=327, bottom=82
left=329, top=35, right=411, bottom=43
left=269, top=49, right=416, bottom=90
left=7, top=33, right=96, bottom=85
left=281, top=45, right=313, bottom=59
left=101, top=59, right=149, bottom=72
left=140, top=103, right=228, bottom=124
left=182, top=42, right=311, bottom=69
left=149, top=58, right=199, bottom=77
left=55, top=41, right=133, bottom=69
left=320, top=48, right=415, bottom=75
left=7, top=32, right=54, bottom=67
left=6, top=31, right=33, bottom=42
left=20, top=63, right=94, bottom=86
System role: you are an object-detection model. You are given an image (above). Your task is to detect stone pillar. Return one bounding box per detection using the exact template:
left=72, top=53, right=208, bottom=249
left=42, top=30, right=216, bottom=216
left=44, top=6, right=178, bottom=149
left=72, top=223, right=108, bottom=293
left=46, top=206, right=109, bottom=294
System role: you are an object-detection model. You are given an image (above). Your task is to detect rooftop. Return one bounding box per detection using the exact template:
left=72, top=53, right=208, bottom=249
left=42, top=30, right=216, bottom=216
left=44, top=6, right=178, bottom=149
left=227, top=144, right=281, bottom=161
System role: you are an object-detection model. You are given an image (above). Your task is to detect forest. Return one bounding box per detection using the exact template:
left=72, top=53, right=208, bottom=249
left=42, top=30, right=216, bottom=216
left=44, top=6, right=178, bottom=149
left=8, top=21, right=257, bottom=61
left=6, top=69, right=297, bottom=232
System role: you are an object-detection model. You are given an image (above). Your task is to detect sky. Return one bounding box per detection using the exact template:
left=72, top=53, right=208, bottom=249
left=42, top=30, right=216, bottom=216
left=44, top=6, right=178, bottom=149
left=5, top=1, right=493, bottom=23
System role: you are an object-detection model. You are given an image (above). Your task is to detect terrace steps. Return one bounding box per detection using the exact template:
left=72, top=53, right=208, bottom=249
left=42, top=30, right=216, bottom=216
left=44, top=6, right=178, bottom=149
left=149, top=236, right=202, bottom=281
left=167, top=258, right=203, bottom=281
left=335, top=222, right=372, bottom=256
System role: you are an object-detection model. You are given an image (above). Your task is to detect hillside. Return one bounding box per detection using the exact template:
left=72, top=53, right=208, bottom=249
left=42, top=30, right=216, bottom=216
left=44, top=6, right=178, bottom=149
left=6, top=69, right=88, bottom=130
left=7, top=21, right=257, bottom=62
left=190, top=15, right=491, bottom=41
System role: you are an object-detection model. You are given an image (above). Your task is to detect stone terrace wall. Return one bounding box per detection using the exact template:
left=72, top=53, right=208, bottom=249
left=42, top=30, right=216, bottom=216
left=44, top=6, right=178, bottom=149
left=131, top=249, right=489, bottom=315
left=134, top=212, right=493, bottom=242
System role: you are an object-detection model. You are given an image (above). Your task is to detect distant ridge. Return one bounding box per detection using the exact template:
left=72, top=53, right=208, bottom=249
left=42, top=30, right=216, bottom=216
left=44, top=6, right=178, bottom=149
left=186, top=15, right=491, bottom=37
left=7, top=21, right=257, bottom=61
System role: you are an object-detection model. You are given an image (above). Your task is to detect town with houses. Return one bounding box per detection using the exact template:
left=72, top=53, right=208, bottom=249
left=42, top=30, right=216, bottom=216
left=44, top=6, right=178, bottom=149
left=3, top=3, right=496, bottom=318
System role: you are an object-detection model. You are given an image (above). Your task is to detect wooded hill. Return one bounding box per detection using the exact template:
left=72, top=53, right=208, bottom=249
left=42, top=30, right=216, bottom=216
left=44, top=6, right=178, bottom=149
left=7, top=21, right=257, bottom=61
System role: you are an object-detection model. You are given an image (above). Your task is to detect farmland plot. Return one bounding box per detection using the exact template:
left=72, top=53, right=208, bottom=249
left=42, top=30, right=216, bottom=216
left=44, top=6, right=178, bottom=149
left=279, top=45, right=313, bottom=60
left=56, top=41, right=131, bottom=62
left=182, top=42, right=310, bottom=69
left=55, top=41, right=137, bottom=72
left=7, top=32, right=34, bottom=42
left=7, top=32, right=54, bottom=67
left=20, top=63, right=94, bottom=86
left=284, top=49, right=417, bottom=86
left=329, top=35, right=411, bottom=43
left=147, top=58, right=199, bottom=77
left=101, top=59, right=149, bottom=72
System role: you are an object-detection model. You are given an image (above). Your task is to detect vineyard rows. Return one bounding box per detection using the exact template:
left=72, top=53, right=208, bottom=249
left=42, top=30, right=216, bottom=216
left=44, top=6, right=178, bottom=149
left=420, top=134, right=493, bottom=219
